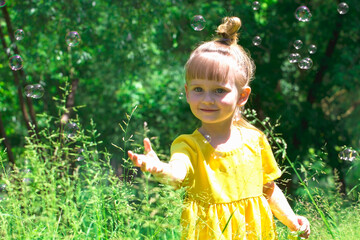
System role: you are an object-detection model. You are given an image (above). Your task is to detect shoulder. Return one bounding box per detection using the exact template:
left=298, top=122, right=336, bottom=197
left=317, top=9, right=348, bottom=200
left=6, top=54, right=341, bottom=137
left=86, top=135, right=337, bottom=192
left=171, top=131, right=200, bottom=154
left=237, top=125, right=265, bottom=142
left=237, top=126, right=272, bottom=154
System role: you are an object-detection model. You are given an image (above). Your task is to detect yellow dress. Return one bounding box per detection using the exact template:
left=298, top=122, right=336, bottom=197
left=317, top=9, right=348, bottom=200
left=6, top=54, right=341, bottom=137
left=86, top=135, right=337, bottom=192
left=170, top=127, right=282, bottom=240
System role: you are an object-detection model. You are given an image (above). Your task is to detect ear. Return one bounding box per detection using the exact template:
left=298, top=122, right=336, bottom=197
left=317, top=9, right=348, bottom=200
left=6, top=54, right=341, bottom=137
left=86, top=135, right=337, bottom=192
left=237, top=86, right=251, bottom=107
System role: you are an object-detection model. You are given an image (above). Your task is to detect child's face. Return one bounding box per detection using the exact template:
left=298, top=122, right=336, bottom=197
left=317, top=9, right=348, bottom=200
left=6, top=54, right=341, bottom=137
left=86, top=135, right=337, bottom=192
left=185, top=78, right=250, bottom=125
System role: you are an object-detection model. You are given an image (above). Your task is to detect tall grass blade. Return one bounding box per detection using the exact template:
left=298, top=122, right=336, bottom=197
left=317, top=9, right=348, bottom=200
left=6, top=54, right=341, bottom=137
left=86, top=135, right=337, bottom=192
left=222, top=208, right=237, bottom=234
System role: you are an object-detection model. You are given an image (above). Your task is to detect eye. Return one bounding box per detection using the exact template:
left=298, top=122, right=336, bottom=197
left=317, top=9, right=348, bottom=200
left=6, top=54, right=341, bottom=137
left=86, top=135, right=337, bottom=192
left=215, top=88, right=226, bottom=94
left=194, top=87, right=203, bottom=92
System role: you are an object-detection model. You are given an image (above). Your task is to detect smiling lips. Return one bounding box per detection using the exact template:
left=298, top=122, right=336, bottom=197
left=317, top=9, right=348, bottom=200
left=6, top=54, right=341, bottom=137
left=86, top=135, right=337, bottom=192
left=200, top=108, right=218, bottom=112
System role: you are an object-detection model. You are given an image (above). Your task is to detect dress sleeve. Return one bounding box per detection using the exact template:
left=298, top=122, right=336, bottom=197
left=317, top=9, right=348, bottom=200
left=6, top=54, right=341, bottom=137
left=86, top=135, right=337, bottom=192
left=260, top=133, right=282, bottom=184
left=170, top=136, right=196, bottom=188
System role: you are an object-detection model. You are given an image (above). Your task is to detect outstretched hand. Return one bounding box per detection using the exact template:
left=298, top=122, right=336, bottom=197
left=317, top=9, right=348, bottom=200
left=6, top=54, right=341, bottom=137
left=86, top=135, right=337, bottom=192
left=296, top=215, right=310, bottom=239
left=128, top=138, right=165, bottom=174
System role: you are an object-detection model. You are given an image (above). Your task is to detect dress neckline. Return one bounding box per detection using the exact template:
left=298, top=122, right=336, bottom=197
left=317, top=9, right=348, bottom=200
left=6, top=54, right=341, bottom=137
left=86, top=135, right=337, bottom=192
left=194, top=128, right=243, bottom=157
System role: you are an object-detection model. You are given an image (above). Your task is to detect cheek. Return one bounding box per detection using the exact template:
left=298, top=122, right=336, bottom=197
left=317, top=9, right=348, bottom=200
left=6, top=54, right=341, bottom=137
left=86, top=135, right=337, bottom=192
left=219, top=94, right=238, bottom=106
left=186, top=94, right=198, bottom=105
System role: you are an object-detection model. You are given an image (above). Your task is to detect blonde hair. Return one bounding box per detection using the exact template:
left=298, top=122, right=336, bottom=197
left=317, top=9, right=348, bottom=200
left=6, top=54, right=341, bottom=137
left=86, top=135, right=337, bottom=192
left=185, top=16, right=256, bottom=128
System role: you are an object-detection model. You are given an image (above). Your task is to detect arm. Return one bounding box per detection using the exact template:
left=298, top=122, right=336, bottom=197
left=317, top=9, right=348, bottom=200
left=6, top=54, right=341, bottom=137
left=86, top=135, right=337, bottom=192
left=263, top=181, right=311, bottom=238
left=127, top=138, right=187, bottom=186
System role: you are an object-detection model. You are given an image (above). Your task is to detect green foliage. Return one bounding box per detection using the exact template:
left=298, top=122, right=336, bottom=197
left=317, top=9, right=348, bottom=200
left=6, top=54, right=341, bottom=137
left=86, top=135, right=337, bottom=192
left=1, top=2, right=360, bottom=237
left=1, top=1, right=360, bottom=239
left=0, top=111, right=184, bottom=239
left=0, top=104, right=359, bottom=239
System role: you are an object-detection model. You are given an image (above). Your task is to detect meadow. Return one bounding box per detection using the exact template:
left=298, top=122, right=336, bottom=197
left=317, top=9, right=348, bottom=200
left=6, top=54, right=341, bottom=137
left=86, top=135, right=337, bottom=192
left=0, top=104, right=359, bottom=239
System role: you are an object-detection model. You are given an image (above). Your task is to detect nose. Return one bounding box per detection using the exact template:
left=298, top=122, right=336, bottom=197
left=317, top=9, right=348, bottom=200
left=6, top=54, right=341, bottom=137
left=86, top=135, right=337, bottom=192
left=202, top=92, right=214, bottom=104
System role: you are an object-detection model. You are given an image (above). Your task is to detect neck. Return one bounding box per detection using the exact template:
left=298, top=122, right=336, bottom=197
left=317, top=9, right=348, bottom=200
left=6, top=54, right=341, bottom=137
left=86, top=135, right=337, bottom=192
left=199, top=123, right=243, bottom=152
left=199, top=119, right=235, bottom=147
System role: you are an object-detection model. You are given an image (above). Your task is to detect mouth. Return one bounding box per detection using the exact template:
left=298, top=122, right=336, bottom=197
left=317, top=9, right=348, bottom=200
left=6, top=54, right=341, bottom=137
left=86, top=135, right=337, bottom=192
left=200, top=109, right=218, bottom=112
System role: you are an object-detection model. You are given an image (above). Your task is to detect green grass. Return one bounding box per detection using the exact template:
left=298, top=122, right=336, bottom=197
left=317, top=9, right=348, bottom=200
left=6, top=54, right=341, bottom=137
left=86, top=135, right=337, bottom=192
left=0, top=109, right=359, bottom=239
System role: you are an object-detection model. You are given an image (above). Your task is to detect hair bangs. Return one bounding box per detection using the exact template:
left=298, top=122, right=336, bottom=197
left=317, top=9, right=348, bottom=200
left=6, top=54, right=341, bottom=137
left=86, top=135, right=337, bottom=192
left=185, top=52, right=235, bottom=83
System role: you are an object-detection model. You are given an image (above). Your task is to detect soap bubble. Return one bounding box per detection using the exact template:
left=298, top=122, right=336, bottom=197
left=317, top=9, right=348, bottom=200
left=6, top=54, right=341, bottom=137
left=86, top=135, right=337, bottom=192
left=203, top=135, right=211, bottom=144
left=9, top=55, right=23, bottom=71
left=76, top=148, right=85, bottom=161
left=21, top=168, right=32, bottom=174
left=178, top=92, right=184, bottom=100
left=0, top=183, right=7, bottom=201
left=288, top=53, right=301, bottom=63
left=15, top=29, right=24, bottom=41
left=337, top=2, right=349, bottom=15
left=25, top=84, right=44, bottom=99
left=308, top=44, right=317, bottom=54
left=190, top=15, right=206, bottom=31
left=0, top=1, right=6, bottom=8
left=293, top=40, right=303, bottom=50
left=23, top=178, right=33, bottom=185
left=295, top=6, right=312, bottom=22
left=252, top=36, right=262, bottom=46
left=24, top=85, right=33, bottom=97
left=338, top=148, right=358, bottom=162
left=0, top=183, right=6, bottom=192
left=252, top=1, right=260, bottom=11
left=65, top=31, right=81, bottom=47
left=298, top=57, right=313, bottom=70
left=64, top=123, right=79, bottom=138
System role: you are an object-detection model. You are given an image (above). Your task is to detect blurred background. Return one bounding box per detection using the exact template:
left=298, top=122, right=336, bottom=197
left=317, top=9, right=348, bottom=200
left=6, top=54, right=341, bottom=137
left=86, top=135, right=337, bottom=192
left=1, top=0, right=359, bottom=197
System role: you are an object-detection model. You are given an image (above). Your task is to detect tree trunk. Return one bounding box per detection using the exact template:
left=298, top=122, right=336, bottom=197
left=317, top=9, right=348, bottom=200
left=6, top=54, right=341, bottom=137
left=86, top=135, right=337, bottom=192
left=1, top=5, right=38, bottom=133
left=60, top=78, right=79, bottom=124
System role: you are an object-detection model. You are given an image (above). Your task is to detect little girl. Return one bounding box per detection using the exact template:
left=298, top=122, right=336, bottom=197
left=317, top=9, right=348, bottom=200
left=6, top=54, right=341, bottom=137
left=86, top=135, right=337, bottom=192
left=128, top=16, right=310, bottom=240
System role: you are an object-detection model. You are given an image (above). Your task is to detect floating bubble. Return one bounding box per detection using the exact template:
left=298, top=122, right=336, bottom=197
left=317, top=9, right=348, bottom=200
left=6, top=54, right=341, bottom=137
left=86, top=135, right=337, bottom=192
left=203, top=134, right=211, bottom=144
left=252, top=1, right=260, bottom=11
left=64, top=123, right=79, bottom=138
left=179, top=92, right=184, bottom=100
left=25, top=84, right=44, bottom=99
left=0, top=183, right=6, bottom=192
left=15, top=29, right=24, bottom=41
left=288, top=53, right=301, bottom=63
left=24, top=85, right=33, bottom=97
left=295, top=6, right=312, bottom=22
left=298, top=57, right=313, bottom=70
left=76, top=148, right=85, bottom=161
left=338, top=148, right=358, bottom=162
left=308, top=44, right=317, bottom=54
left=21, top=168, right=32, bottom=174
left=65, top=31, right=81, bottom=47
left=337, top=2, right=349, bottom=15
left=9, top=55, right=23, bottom=71
left=23, top=178, right=33, bottom=185
left=0, top=1, right=6, bottom=8
left=252, top=36, right=262, bottom=46
left=293, top=40, right=303, bottom=50
left=190, top=15, right=206, bottom=31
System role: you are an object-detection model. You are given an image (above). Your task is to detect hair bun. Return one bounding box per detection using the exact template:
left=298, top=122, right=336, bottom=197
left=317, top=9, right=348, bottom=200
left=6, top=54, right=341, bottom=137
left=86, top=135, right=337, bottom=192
left=216, top=16, right=242, bottom=45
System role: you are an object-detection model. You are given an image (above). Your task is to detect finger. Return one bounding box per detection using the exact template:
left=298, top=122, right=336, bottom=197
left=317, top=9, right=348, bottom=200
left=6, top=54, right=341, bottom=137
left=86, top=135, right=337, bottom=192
left=128, top=151, right=142, bottom=167
left=141, top=161, right=147, bottom=172
left=127, top=150, right=134, bottom=159
left=300, top=230, right=310, bottom=239
left=143, top=138, right=153, bottom=154
left=299, top=223, right=310, bottom=238
left=299, top=223, right=307, bottom=232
